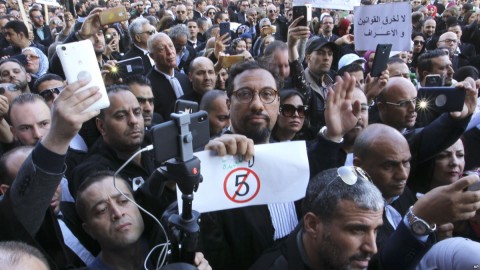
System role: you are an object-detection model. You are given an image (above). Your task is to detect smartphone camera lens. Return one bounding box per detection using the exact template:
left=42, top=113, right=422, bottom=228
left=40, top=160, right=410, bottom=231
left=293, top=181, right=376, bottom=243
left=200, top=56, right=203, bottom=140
left=61, top=46, right=66, bottom=51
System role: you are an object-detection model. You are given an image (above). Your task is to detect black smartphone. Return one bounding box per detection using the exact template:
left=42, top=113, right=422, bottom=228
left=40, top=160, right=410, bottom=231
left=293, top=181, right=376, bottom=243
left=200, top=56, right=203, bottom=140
left=175, top=99, right=199, bottom=114
left=425, top=74, right=443, bottom=87
left=151, top=111, right=210, bottom=163
left=417, top=87, right=465, bottom=112
left=292, top=6, right=307, bottom=27
left=219, top=22, right=230, bottom=38
left=112, top=57, right=145, bottom=78
left=370, top=44, right=392, bottom=77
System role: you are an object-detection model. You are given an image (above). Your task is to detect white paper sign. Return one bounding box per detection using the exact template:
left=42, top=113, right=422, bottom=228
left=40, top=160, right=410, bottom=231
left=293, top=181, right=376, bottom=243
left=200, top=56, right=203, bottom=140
left=293, top=0, right=360, bottom=11
left=353, top=2, right=411, bottom=51
left=35, top=0, right=60, bottom=6
left=177, top=141, right=310, bottom=213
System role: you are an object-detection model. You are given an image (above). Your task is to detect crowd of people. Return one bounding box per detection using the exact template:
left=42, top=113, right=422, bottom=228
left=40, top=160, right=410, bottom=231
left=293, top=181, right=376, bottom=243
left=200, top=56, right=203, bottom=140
left=1, top=0, right=480, bottom=269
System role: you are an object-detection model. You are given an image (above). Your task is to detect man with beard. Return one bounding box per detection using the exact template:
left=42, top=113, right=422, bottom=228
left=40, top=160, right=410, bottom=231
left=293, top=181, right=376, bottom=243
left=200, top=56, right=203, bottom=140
left=251, top=167, right=384, bottom=270
left=180, top=56, right=216, bottom=104
left=0, top=58, right=31, bottom=93
left=199, top=61, right=363, bottom=269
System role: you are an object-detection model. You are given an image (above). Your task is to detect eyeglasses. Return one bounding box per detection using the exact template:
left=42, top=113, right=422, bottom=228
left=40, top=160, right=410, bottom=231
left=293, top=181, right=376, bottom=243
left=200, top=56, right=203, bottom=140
left=268, top=9, right=276, bottom=13
left=280, top=104, right=308, bottom=118
left=336, top=166, right=371, bottom=185
left=23, top=54, right=39, bottom=60
left=208, top=11, right=216, bottom=15
left=439, top=38, right=457, bottom=44
left=32, top=15, right=43, bottom=19
left=136, top=97, right=154, bottom=104
left=177, top=10, right=186, bottom=13
left=231, top=88, right=278, bottom=104
left=413, top=40, right=425, bottom=45
left=139, top=30, right=156, bottom=35
left=382, top=97, right=417, bottom=107
left=39, top=86, right=63, bottom=102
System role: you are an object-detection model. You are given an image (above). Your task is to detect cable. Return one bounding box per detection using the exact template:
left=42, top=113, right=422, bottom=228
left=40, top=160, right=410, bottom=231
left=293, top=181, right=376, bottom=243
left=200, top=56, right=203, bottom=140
left=112, top=144, right=171, bottom=270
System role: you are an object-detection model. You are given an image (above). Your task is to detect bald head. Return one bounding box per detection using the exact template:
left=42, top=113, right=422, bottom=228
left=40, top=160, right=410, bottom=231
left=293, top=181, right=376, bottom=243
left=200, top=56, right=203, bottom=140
left=353, top=124, right=407, bottom=160
left=377, top=77, right=417, bottom=131
left=353, top=123, right=411, bottom=201
left=189, top=56, right=216, bottom=95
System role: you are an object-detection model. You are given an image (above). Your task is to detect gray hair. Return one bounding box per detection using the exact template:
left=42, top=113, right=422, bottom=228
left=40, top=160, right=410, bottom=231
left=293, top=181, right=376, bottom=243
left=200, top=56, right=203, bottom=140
left=200, top=89, right=227, bottom=112
left=168, top=24, right=190, bottom=41
left=147, top=32, right=171, bottom=52
left=0, top=241, right=50, bottom=269
left=129, top=17, right=151, bottom=43
left=302, top=168, right=384, bottom=221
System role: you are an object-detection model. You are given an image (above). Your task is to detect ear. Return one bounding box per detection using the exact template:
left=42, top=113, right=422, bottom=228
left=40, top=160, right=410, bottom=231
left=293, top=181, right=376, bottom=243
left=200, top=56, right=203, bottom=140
left=421, top=70, right=429, bottom=82
left=134, top=34, right=141, bottom=43
left=306, top=54, right=311, bottom=63
left=303, top=212, right=322, bottom=238
left=82, top=222, right=96, bottom=239
left=0, top=184, right=10, bottom=195
left=96, top=117, right=106, bottom=136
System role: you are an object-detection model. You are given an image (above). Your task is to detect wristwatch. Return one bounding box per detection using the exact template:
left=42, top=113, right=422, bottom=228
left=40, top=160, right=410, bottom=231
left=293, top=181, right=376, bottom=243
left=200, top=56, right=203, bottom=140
left=406, top=206, right=437, bottom=236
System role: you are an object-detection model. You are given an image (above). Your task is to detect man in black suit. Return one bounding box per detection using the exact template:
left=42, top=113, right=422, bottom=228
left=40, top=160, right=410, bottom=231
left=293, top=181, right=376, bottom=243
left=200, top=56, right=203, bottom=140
left=29, top=7, right=53, bottom=49
left=235, top=0, right=249, bottom=24
left=168, top=24, right=196, bottom=74
left=1, top=20, right=46, bottom=57
left=147, top=32, right=192, bottom=120
left=123, top=17, right=156, bottom=75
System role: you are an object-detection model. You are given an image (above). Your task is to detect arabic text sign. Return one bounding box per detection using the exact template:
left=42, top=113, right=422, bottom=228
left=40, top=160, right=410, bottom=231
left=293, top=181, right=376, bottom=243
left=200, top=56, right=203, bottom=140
left=292, top=0, right=360, bottom=11
left=177, top=141, right=310, bottom=213
left=354, top=2, right=411, bottom=51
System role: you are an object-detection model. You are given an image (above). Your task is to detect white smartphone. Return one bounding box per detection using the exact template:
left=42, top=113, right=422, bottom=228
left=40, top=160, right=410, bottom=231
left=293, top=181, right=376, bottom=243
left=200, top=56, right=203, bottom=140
left=56, top=40, right=110, bottom=113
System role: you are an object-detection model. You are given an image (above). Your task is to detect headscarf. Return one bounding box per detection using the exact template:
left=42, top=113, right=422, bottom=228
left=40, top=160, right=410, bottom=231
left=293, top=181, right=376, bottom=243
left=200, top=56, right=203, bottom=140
left=338, top=18, right=351, bottom=37
left=363, top=50, right=375, bottom=75
left=427, top=4, right=437, bottom=18
left=22, top=46, right=48, bottom=77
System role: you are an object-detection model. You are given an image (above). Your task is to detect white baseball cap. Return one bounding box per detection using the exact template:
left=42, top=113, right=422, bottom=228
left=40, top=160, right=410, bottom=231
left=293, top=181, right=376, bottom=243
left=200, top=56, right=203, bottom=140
left=338, top=53, right=366, bottom=71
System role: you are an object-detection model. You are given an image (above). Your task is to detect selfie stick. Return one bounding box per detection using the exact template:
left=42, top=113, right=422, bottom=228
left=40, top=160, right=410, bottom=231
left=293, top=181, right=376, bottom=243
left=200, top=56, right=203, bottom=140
left=157, top=112, right=203, bottom=265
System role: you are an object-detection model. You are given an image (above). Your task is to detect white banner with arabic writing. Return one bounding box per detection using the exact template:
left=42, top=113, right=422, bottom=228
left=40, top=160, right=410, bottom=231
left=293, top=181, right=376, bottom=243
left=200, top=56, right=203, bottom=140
left=353, top=2, right=411, bottom=51
left=292, top=0, right=360, bottom=11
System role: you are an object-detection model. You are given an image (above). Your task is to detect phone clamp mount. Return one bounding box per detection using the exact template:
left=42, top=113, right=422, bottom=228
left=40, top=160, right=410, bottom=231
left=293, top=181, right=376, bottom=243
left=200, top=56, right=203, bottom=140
left=156, top=112, right=203, bottom=265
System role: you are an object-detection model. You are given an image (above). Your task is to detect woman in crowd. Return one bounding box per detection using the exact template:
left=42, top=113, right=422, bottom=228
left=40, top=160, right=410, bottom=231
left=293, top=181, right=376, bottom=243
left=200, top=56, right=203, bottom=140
left=103, top=26, right=123, bottom=61
left=409, top=32, right=426, bottom=72
left=22, top=47, right=48, bottom=79
left=271, top=90, right=309, bottom=142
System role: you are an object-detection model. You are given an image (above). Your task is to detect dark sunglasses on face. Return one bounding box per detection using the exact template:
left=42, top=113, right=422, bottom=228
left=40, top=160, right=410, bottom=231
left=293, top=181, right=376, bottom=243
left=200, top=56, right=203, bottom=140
left=413, top=40, right=425, bottom=45
left=39, top=86, right=63, bottom=101
left=280, top=104, right=308, bottom=118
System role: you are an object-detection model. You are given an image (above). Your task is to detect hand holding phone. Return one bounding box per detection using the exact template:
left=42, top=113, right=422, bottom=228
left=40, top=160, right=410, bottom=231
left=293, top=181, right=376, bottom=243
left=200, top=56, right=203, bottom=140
left=99, top=6, right=128, bottom=26
left=417, top=87, right=465, bottom=112
left=370, top=44, right=392, bottom=77
left=219, top=55, right=245, bottom=69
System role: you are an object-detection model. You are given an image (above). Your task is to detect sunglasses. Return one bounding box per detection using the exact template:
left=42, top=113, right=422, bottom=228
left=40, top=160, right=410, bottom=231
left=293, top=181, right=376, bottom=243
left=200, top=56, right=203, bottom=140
left=413, top=40, right=425, bottom=45
left=336, top=166, right=371, bottom=185
left=280, top=104, right=308, bottom=118
left=39, top=86, right=63, bottom=102
left=208, top=11, right=216, bottom=15
left=268, top=9, right=276, bottom=13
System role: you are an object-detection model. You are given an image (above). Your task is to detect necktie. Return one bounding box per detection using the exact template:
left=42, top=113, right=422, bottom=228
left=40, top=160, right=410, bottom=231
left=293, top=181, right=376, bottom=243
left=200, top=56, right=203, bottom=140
left=170, top=76, right=184, bottom=98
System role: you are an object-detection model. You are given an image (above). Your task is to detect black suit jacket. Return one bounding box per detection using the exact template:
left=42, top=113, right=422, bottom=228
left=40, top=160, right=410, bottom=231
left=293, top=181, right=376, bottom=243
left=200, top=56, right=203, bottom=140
left=147, top=68, right=192, bottom=120
left=122, top=45, right=153, bottom=76
left=33, top=25, right=53, bottom=48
